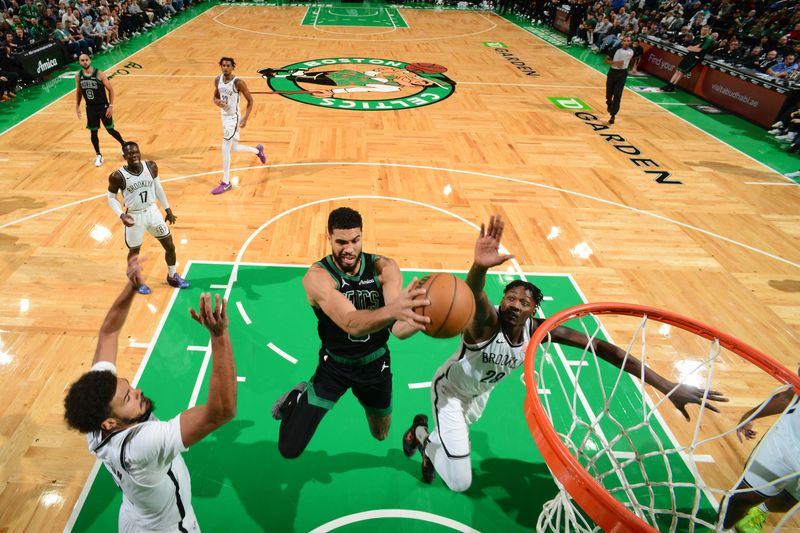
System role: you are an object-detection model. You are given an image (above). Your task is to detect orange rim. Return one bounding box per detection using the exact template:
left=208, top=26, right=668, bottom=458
left=523, top=302, right=800, bottom=532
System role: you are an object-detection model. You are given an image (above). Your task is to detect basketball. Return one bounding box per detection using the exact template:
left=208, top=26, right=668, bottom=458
left=414, top=273, right=475, bottom=338
left=405, top=62, right=449, bottom=74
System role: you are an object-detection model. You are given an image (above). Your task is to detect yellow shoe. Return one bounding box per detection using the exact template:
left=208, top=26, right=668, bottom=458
left=735, top=507, right=767, bottom=533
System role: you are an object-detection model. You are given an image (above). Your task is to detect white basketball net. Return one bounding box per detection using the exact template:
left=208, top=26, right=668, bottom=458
left=530, top=311, right=800, bottom=532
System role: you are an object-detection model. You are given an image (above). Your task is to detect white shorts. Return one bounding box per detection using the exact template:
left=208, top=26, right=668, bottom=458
left=743, top=411, right=800, bottom=499
left=125, top=204, right=170, bottom=249
left=429, top=372, right=490, bottom=459
left=119, top=506, right=200, bottom=533
left=221, top=114, right=239, bottom=141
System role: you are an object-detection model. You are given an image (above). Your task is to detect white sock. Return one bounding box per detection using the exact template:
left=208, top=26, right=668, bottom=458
left=168, top=265, right=177, bottom=277
left=222, top=138, right=233, bottom=183
left=415, top=425, right=429, bottom=445
left=232, top=140, right=258, bottom=155
left=758, top=502, right=769, bottom=513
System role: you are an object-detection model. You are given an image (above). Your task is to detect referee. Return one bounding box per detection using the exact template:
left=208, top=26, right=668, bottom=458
left=604, top=35, right=633, bottom=125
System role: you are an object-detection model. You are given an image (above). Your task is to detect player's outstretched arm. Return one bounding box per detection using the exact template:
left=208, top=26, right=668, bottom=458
left=303, top=263, right=429, bottom=339
left=180, top=294, right=236, bottom=448
left=465, top=215, right=514, bottom=338
left=92, top=256, right=144, bottom=365
left=547, top=323, right=729, bottom=420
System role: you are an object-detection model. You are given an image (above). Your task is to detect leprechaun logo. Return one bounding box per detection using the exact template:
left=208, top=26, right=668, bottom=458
left=258, top=58, right=456, bottom=111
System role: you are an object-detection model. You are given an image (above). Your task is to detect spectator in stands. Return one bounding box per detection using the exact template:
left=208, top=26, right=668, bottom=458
left=767, top=53, right=797, bottom=78
left=92, top=13, right=112, bottom=49
left=12, top=24, right=33, bottom=48
left=18, top=0, right=38, bottom=22
left=67, top=20, right=92, bottom=55
left=660, top=8, right=684, bottom=36
left=53, top=19, right=79, bottom=58
left=25, top=16, right=47, bottom=43
left=775, top=35, right=793, bottom=58
left=41, top=6, right=56, bottom=27
left=62, top=6, right=79, bottom=27
left=78, top=14, right=99, bottom=50
left=630, top=35, right=644, bottom=73
left=712, top=38, right=743, bottom=63
left=758, top=49, right=780, bottom=72
left=676, top=25, right=694, bottom=46
left=735, top=9, right=757, bottom=38
left=0, top=40, right=30, bottom=87
left=593, top=15, right=612, bottom=46
left=740, top=45, right=763, bottom=69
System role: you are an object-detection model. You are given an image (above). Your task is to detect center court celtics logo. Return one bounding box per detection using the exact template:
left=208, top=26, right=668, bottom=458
left=258, top=58, right=456, bottom=111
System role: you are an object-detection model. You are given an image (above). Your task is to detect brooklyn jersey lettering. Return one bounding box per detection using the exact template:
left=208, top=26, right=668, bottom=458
left=443, top=307, right=532, bottom=397
left=79, top=68, right=108, bottom=107
left=313, top=253, right=388, bottom=359
left=217, top=75, right=240, bottom=117
left=118, top=164, right=156, bottom=211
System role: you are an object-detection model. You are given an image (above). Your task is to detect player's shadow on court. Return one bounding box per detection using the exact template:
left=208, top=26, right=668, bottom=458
left=467, top=431, right=558, bottom=530
left=186, top=420, right=417, bottom=531
left=0, top=195, right=47, bottom=217
left=187, top=263, right=305, bottom=302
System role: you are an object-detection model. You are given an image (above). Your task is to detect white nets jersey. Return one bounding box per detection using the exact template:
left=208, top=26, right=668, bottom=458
left=86, top=363, right=198, bottom=532
left=439, top=307, right=533, bottom=399
left=118, top=163, right=157, bottom=213
left=217, top=75, right=240, bottom=117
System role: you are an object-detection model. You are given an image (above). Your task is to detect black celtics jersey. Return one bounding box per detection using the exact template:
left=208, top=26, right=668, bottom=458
left=79, top=68, right=108, bottom=107
left=313, top=253, right=388, bottom=361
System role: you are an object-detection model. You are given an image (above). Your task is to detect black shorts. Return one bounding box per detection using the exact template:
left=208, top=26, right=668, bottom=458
left=306, top=348, right=392, bottom=416
left=677, top=55, right=700, bottom=74
left=86, top=105, right=114, bottom=131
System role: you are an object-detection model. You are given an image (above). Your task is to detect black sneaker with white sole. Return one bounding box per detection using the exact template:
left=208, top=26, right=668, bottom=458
left=271, top=382, right=307, bottom=420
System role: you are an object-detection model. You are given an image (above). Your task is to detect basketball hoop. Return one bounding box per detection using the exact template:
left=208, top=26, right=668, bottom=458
left=523, top=302, right=800, bottom=532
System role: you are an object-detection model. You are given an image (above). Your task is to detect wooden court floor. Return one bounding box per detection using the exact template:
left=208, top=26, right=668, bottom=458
left=0, top=4, right=799, bottom=531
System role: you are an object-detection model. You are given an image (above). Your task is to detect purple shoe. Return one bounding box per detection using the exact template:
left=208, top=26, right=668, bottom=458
left=211, top=181, right=232, bottom=195
left=166, top=273, right=190, bottom=289
left=256, top=144, right=266, bottom=164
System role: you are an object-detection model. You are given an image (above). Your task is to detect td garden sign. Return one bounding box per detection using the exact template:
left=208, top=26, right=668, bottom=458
left=259, top=57, right=456, bottom=111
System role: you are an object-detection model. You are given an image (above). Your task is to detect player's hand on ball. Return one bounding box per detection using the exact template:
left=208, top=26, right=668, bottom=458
left=164, top=209, right=177, bottom=225
left=190, top=293, right=229, bottom=337
left=120, top=213, right=135, bottom=227
left=392, top=277, right=430, bottom=330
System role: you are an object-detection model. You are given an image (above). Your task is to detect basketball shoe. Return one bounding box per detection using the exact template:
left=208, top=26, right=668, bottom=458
left=256, top=144, right=267, bottom=164
left=137, top=284, right=152, bottom=295
left=403, top=414, right=429, bottom=456
left=166, top=273, right=189, bottom=289
left=272, top=382, right=307, bottom=420
left=211, top=181, right=232, bottom=195
left=734, top=506, right=767, bottom=533
left=94, top=154, right=104, bottom=167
